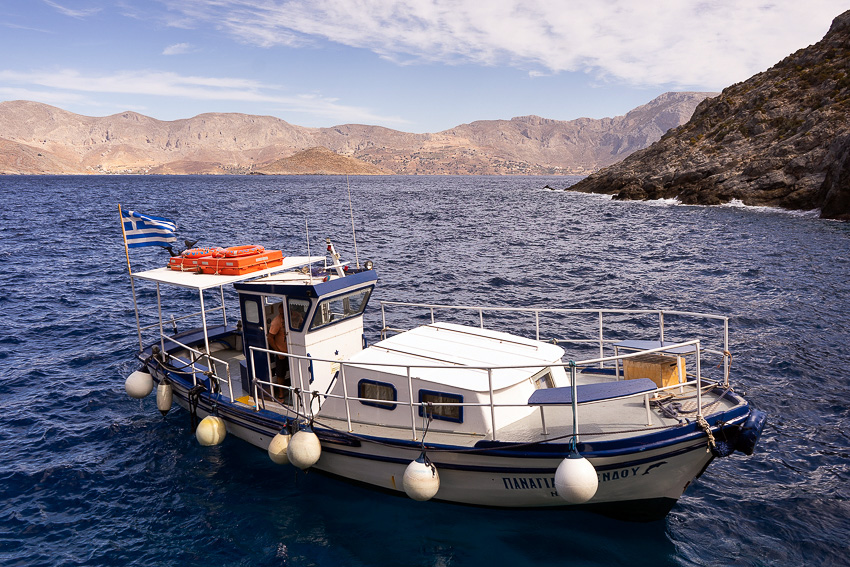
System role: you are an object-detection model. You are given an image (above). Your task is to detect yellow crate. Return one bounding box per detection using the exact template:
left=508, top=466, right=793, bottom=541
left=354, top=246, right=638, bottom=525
left=622, top=354, right=686, bottom=388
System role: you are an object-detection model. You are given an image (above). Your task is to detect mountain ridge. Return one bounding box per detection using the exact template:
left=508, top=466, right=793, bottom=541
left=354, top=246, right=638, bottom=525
left=0, top=92, right=714, bottom=176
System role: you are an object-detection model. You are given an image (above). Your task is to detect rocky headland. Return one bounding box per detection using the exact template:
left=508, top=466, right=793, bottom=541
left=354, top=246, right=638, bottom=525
left=570, top=10, right=850, bottom=220
left=0, top=92, right=712, bottom=177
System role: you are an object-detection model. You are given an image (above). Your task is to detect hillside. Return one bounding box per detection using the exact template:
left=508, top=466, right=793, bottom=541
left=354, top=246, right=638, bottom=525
left=0, top=92, right=712, bottom=176
left=253, top=146, right=390, bottom=175
left=570, top=10, right=850, bottom=219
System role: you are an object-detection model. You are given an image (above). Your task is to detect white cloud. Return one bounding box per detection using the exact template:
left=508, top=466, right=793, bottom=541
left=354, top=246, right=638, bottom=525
left=0, top=68, right=407, bottom=125
left=42, top=0, right=101, bottom=19
left=0, top=86, right=89, bottom=106
left=160, top=0, right=848, bottom=89
left=162, top=42, right=193, bottom=55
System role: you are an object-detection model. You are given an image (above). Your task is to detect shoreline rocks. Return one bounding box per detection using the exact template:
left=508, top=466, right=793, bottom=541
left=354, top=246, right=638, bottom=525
left=570, top=10, right=850, bottom=220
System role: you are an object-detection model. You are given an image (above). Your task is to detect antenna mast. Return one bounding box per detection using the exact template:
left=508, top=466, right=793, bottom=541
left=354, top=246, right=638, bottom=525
left=346, top=175, right=360, bottom=269
left=305, top=218, right=314, bottom=283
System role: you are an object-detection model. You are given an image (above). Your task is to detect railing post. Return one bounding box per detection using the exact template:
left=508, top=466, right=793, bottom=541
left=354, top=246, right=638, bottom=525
left=220, top=286, right=227, bottom=327
left=479, top=308, right=484, bottom=329
left=659, top=311, right=665, bottom=343
left=723, top=317, right=730, bottom=388
left=156, top=282, right=166, bottom=358
left=408, top=366, right=418, bottom=441
left=226, top=363, right=234, bottom=402
left=598, top=311, right=604, bottom=368
left=249, top=348, right=259, bottom=410
left=570, top=361, right=580, bottom=442
left=297, top=354, right=309, bottom=420
left=199, top=289, right=211, bottom=358
left=340, top=363, right=352, bottom=432
left=488, top=368, right=496, bottom=441
left=614, top=345, right=621, bottom=380
left=539, top=406, right=548, bottom=435
left=696, top=340, right=703, bottom=418
left=535, top=311, right=540, bottom=341
left=381, top=303, right=387, bottom=339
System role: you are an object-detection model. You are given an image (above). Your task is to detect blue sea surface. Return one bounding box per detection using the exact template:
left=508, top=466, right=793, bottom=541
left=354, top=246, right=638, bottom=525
left=1, top=175, right=849, bottom=566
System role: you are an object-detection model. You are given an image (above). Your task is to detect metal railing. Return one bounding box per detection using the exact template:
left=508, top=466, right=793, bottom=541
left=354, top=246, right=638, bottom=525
left=161, top=335, right=236, bottom=401
left=379, top=301, right=730, bottom=387
left=247, top=338, right=718, bottom=442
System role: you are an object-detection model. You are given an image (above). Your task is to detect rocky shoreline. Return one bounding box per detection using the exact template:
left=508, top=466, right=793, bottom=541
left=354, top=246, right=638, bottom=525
left=569, top=10, right=850, bottom=220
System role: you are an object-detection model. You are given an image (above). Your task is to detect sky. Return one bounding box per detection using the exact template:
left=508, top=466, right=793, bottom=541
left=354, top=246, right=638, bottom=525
left=0, top=1, right=846, bottom=133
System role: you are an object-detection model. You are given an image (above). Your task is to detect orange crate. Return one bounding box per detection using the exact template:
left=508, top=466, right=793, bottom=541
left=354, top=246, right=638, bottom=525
left=168, top=255, right=214, bottom=271
left=198, top=249, right=284, bottom=275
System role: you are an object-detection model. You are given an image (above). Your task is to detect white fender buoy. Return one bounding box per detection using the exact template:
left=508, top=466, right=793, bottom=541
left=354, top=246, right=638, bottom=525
left=402, top=454, right=440, bottom=501
left=156, top=381, right=173, bottom=416
left=287, top=428, right=322, bottom=470
left=268, top=432, right=292, bottom=465
left=554, top=453, right=599, bottom=504
left=196, top=415, right=227, bottom=446
left=125, top=370, right=153, bottom=399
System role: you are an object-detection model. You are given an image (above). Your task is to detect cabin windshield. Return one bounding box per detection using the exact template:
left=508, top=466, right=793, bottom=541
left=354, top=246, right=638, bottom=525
left=309, top=287, right=373, bottom=330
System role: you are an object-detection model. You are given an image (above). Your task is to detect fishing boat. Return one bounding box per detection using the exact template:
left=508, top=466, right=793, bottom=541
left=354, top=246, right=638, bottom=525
left=124, top=238, right=766, bottom=521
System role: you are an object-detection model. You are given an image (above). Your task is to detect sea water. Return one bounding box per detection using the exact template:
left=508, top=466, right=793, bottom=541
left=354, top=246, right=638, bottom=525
left=1, top=175, right=848, bottom=566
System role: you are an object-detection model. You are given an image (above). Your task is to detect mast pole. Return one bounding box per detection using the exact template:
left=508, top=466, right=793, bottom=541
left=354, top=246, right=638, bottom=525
left=119, top=204, right=144, bottom=351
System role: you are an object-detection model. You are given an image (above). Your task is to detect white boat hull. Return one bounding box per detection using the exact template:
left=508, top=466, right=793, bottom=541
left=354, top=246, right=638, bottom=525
left=166, top=375, right=717, bottom=519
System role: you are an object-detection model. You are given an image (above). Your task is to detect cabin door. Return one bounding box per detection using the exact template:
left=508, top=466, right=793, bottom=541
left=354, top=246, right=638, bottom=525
left=239, top=294, right=272, bottom=395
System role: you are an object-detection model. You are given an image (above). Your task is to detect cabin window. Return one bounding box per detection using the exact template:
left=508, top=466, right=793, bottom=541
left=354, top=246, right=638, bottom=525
left=244, top=300, right=260, bottom=324
left=358, top=379, right=397, bottom=410
left=287, top=298, right=310, bottom=331
left=534, top=370, right=555, bottom=390
left=309, top=287, right=373, bottom=330
left=419, top=390, right=463, bottom=423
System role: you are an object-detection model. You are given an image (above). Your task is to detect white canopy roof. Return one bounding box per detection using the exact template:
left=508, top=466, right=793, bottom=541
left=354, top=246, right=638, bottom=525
left=347, top=322, right=565, bottom=391
left=132, top=256, right=325, bottom=291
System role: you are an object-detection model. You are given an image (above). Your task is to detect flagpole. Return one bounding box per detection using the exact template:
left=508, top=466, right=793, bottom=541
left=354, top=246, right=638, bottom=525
left=120, top=204, right=144, bottom=351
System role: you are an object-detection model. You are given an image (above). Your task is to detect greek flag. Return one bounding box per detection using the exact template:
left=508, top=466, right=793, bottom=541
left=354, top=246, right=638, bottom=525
left=121, top=209, right=177, bottom=248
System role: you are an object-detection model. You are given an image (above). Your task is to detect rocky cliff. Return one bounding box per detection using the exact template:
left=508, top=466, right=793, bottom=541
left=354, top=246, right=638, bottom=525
left=570, top=10, right=850, bottom=220
left=0, top=92, right=712, bottom=176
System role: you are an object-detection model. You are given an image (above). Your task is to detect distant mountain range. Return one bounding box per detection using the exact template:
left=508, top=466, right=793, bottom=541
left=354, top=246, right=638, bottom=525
left=0, top=92, right=713, bottom=176
left=571, top=9, right=850, bottom=219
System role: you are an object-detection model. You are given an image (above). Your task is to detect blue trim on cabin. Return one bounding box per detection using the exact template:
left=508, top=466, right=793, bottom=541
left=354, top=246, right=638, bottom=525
left=233, top=269, right=377, bottom=299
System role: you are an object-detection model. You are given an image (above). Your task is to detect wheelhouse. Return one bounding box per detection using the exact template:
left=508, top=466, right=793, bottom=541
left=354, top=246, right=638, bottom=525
left=233, top=269, right=377, bottom=410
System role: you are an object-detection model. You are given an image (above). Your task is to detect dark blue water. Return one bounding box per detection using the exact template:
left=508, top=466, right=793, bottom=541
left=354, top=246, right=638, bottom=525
left=1, top=175, right=849, bottom=566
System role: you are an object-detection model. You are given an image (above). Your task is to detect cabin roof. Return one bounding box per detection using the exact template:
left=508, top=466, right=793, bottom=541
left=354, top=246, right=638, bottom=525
left=347, top=322, right=565, bottom=391
left=235, top=267, right=377, bottom=298
left=131, top=256, right=324, bottom=291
